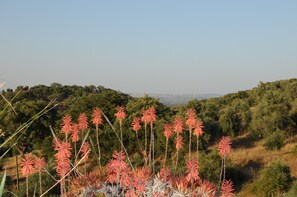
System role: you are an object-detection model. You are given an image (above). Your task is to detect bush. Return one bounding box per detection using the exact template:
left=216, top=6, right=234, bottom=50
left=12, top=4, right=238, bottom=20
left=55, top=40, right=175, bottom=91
left=251, top=161, right=292, bottom=196
left=263, top=132, right=285, bottom=150
left=199, top=150, right=221, bottom=183
left=287, top=180, right=297, bottom=197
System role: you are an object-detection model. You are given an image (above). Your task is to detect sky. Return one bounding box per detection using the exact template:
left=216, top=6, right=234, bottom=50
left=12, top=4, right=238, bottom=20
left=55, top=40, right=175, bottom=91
left=0, top=1, right=296, bottom=94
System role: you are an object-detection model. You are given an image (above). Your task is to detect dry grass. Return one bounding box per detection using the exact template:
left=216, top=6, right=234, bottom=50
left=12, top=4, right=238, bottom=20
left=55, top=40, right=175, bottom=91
left=228, top=134, right=297, bottom=196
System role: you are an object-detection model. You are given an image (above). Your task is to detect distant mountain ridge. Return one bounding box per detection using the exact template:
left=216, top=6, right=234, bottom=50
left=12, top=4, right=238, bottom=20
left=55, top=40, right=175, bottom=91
left=129, top=93, right=221, bottom=105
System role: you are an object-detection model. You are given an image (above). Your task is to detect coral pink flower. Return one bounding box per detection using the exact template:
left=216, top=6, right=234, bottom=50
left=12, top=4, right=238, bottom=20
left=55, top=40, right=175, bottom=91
left=53, top=139, right=72, bottom=195
left=132, top=168, right=149, bottom=194
left=218, top=136, right=232, bottom=156
left=186, top=109, right=197, bottom=129
left=221, top=180, right=234, bottom=197
left=112, top=150, right=127, bottom=164
left=200, top=179, right=216, bottom=194
left=132, top=117, right=141, bottom=132
left=126, top=189, right=138, bottom=197
left=134, top=167, right=151, bottom=181
left=34, top=157, right=46, bottom=172
left=35, top=157, right=46, bottom=195
left=107, top=150, right=128, bottom=171
left=115, top=106, right=126, bottom=125
left=185, top=158, right=199, bottom=182
left=20, top=155, right=35, bottom=177
left=153, top=192, right=164, bottom=197
left=176, top=135, right=183, bottom=151
left=71, top=124, right=80, bottom=142
left=163, top=123, right=173, bottom=139
left=141, top=107, right=157, bottom=124
left=141, top=109, right=149, bottom=124
left=92, top=108, right=103, bottom=127
left=146, top=107, right=156, bottom=124
left=78, top=113, right=88, bottom=131
left=55, top=159, right=70, bottom=177
left=173, top=115, right=183, bottom=134
left=61, top=114, right=73, bottom=135
left=54, top=141, right=72, bottom=161
left=106, top=150, right=129, bottom=185
left=159, top=167, right=171, bottom=182
left=194, top=120, right=204, bottom=136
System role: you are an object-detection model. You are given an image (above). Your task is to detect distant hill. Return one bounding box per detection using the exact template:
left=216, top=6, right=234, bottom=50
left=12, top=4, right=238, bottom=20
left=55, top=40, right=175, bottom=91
left=130, top=93, right=221, bottom=105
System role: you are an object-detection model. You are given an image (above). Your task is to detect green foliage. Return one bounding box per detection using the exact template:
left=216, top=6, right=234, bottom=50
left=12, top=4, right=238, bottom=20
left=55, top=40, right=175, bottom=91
left=199, top=150, right=221, bottom=183
left=219, top=99, right=251, bottom=136
left=263, top=132, right=285, bottom=150
left=287, top=180, right=297, bottom=197
left=251, top=162, right=292, bottom=196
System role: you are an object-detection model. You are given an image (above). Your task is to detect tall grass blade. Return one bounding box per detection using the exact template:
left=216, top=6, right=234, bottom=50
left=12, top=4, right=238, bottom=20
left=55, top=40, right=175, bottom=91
left=0, top=171, right=6, bottom=197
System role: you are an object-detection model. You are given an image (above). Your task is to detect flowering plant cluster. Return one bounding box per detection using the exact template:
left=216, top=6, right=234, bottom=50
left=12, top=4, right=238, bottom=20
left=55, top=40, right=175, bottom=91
left=20, top=107, right=234, bottom=197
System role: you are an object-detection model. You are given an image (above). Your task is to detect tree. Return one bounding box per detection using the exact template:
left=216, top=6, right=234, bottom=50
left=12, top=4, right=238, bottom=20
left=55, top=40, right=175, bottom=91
left=251, top=162, right=292, bottom=196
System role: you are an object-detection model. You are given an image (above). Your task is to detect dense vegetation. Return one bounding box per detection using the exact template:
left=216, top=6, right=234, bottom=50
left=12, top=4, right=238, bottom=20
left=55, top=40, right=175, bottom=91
left=1, top=78, right=297, bottom=196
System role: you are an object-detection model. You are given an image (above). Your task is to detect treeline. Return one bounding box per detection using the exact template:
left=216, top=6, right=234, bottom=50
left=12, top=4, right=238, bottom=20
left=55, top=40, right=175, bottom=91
left=1, top=79, right=297, bottom=163
left=180, top=78, right=297, bottom=139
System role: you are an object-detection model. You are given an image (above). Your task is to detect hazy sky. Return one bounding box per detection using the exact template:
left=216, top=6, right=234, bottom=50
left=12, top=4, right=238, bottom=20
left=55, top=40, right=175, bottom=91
left=0, top=1, right=296, bottom=94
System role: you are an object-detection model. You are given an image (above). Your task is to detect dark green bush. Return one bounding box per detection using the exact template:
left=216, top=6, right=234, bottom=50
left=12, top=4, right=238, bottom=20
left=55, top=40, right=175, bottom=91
left=287, top=180, right=297, bottom=197
left=251, top=161, right=292, bottom=196
left=199, top=150, right=221, bottom=183
left=263, top=132, right=285, bottom=150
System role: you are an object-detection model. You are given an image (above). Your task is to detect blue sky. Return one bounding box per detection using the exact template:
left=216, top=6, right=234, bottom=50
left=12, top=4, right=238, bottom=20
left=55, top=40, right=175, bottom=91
left=0, top=1, right=296, bottom=94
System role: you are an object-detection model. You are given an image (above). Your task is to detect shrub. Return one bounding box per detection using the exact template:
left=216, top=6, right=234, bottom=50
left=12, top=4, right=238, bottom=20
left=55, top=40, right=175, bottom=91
left=199, top=150, right=221, bottom=183
left=263, top=132, right=285, bottom=150
left=287, top=180, right=297, bottom=197
left=251, top=161, right=292, bottom=196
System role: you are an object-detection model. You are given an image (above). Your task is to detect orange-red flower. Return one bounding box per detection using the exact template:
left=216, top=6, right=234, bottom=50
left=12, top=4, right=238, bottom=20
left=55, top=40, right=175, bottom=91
left=55, top=159, right=70, bottom=177
left=132, top=117, right=141, bottom=132
left=174, top=115, right=183, bottom=134
left=163, top=123, right=173, bottom=139
left=132, top=168, right=150, bottom=194
left=20, top=155, right=35, bottom=177
left=71, top=124, right=80, bottom=142
left=34, top=157, right=46, bottom=172
left=92, top=108, right=103, bottom=127
left=218, top=136, right=232, bottom=156
left=159, top=167, right=171, bottom=182
left=133, top=167, right=151, bottom=181
left=54, top=141, right=72, bottom=161
left=221, top=180, right=234, bottom=197
left=186, top=109, right=197, bottom=129
left=112, top=150, right=126, bottom=163
left=126, top=189, right=138, bottom=197
left=115, top=106, right=126, bottom=124
left=185, top=158, right=199, bottom=182
left=141, top=109, right=149, bottom=124
left=61, top=114, right=73, bottom=135
left=53, top=140, right=72, bottom=177
left=194, top=120, right=204, bottom=136
left=146, top=107, right=156, bottom=124
left=200, top=179, right=216, bottom=194
left=176, top=135, right=183, bottom=151
left=106, top=150, right=129, bottom=184
left=78, top=113, right=88, bottom=131
left=141, top=107, right=157, bottom=124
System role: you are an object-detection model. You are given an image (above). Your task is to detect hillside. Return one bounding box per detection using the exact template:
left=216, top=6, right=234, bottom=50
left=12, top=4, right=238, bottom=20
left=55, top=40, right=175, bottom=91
left=131, top=93, right=221, bottom=106
left=1, top=78, right=297, bottom=196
